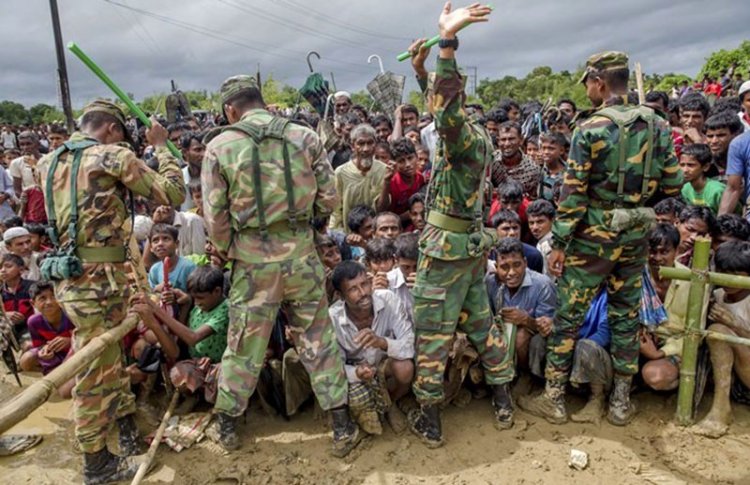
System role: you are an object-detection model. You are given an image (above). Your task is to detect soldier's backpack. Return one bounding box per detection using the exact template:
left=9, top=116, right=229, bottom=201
left=594, top=105, right=659, bottom=232
left=40, top=139, right=99, bottom=281
left=211, top=116, right=308, bottom=241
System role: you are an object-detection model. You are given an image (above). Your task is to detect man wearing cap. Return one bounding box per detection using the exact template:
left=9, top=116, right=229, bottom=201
left=519, top=52, right=682, bottom=426
left=202, top=75, right=361, bottom=457
left=38, top=99, right=184, bottom=485
left=334, top=91, right=353, bottom=116
left=4, top=226, right=41, bottom=281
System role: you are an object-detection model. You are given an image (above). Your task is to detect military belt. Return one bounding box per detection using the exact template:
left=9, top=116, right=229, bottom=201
left=76, top=247, right=127, bottom=263
left=240, top=218, right=311, bottom=235
left=426, top=212, right=474, bottom=233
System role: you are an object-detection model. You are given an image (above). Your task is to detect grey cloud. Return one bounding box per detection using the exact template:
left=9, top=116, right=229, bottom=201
left=0, top=0, right=746, bottom=108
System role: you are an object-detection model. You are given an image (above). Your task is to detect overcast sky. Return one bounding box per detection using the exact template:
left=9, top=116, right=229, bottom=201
left=2, top=0, right=747, bottom=108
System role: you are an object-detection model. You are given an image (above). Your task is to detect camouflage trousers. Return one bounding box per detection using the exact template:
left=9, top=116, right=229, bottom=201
left=545, top=237, right=645, bottom=386
left=214, top=252, right=348, bottom=417
left=412, top=254, right=512, bottom=405
left=60, top=296, right=136, bottom=454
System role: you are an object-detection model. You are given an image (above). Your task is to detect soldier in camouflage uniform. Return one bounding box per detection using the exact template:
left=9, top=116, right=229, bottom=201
left=519, top=52, right=683, bottom=426
left=408, top=4, right=514, bottom=449
left=202, top=75, right=361, bottom=457
left=38, top=100, right=185, bottom=485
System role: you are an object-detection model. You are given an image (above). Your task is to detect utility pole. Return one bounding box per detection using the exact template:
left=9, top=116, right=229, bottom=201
left=465, top=66, right=478, bottom=96
left=49, top=0, right=75, bottom=132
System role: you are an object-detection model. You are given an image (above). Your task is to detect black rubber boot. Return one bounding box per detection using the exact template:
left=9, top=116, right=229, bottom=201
left=607, top=375, right=636, bottom=426
left=330, top=407, right=362, bottom=458
left=408, top=404, right=444, bottom=448
left=491, top=383, right=514, bottom=430
left=83, top=448, right=140, bottom=485
left=116, top=414, right=143, bottom=456
left=215, top=412, right=240, bottom=451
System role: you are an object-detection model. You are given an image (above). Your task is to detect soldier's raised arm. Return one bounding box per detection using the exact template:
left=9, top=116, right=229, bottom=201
left=201, top=142, right=232, bottom=257
left=551, top=127, right=591, bottom=250
left=120, top=119, right=185, bottom=207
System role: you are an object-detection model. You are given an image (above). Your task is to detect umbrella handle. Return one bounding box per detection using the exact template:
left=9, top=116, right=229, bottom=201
left=307, top=51, right=321, bottom=73
left=368, top=54, right=385, bottom=74
left=322, top=93, right=335, bottom=120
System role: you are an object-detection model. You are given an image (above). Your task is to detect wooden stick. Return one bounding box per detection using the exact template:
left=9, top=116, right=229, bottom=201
left=131, top=391, right=179, bottom=485
left=0, top=313, right=139, bottom=434
left=635, top=62, right=646, bottom=105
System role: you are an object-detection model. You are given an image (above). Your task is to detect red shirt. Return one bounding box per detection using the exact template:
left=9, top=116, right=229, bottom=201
left=704, top=83, right=722, bottom=97
left=389, top=171, right=425, bottom=215
left=22, top=186, right=47, bottom=224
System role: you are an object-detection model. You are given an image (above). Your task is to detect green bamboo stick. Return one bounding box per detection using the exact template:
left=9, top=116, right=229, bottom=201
left=704, top=329, right=750, bottom=347
left=396, top=5, right=493, bottom=62
left=67, top=42, right=182, bottom=159
left=659, top=266, right=750, bottom=290
left=675, top=237, right=711, bottom=425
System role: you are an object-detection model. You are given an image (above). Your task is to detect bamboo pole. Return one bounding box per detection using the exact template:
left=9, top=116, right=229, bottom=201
left=659, top=266, right=750, bottom=290
left=635, top=62, right=645, bottom=105
left=130, top=391, right=179, bottom=485
left=704, top=329, right=750, bottom=347
left=0, top=313, right=139, bottom=434
left=675, top=238, right=711, bottom=425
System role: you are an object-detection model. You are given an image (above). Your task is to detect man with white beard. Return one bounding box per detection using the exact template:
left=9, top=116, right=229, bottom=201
left=330, top=124, right=390, bottom=231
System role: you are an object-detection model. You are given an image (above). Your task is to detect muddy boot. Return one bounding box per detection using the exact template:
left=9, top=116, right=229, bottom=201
left=491, top=383, right=514, bottom=430
left=607, top=375, right=635, bottom=426
left=408, top=404, right=444, bottom=448
left=83, top=448, right=140, bottom=485
left=517, top=382, right=568, bottom=424
left=116, top=414, right=143, bottom=457
left=386, top=405, right=408, bottom=434
left=331, top=407, right=362, bottom=458
left=215, top=412, right=240, bottom=451
left=570, top=384, right=605, bottom=424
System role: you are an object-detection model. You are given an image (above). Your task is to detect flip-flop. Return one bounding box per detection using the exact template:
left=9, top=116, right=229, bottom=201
left=0, top=434, right=43, bottom=456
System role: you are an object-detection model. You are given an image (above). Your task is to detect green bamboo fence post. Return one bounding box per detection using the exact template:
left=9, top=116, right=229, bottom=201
left=675, top=237, right=711, bottom=425
left=66, top=42, right=182, bottom=159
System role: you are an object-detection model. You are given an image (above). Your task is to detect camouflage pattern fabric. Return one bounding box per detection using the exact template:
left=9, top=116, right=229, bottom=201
left=204, top=107, right=347, bottom=417
left=214, top=255, right=348, bottom=416
left=202, top=109, right=338, bottom=264
left=545, top=97, right=682, bottom=387
left=37, top=122, right=185, bottom=454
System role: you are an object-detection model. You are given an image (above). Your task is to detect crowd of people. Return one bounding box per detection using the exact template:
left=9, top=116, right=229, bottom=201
left=3, top=4, right=750, bottom=483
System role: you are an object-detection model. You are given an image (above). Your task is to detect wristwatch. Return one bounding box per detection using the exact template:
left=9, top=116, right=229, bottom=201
left=438, top=37, right=459, bottom=50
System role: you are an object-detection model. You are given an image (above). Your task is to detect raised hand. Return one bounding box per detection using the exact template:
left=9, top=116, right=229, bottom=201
left=439, top=2, right=492, bottom=38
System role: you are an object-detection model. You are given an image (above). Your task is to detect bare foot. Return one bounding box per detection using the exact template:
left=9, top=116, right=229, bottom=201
left=570, top=396, right=604, bottom=425
left=691, top=416, right=730, bottom=439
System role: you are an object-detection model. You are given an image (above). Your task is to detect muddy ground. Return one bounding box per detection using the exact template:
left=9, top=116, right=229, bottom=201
left=1, top=372, right=749, bottom=484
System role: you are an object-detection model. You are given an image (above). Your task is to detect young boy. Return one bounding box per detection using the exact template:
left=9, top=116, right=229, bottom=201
left=406, top=193, right=425, bottom=233
left=537, top=132, right=568, bottom=202
left=692, top=241, right=750, bottom=438
left=0, top=253, right=34, bottom=348
left=387, top=232, right=418, bottom=322
left=134, top=266, right=229, bottom=405
left=346, top=205, right=376, bottom=261
left=654, top=197, right=686, bottom=226
left=679, top=143, right=728, bottom=214
left=386, top=138, right=425, bottom=217
left=316, top=233, right=343, bottom=303
left=19, top=281, right=73, bottom=374
left=676, top=206, right=717, bottom=266
left=365, top=238, right=396, bottom=292
left=24, top=223, right=50, bottom=253
left=148, top=223, right=198, bottom=294
left=526, top=199, right=555, bottom=277
left=186, top=180, right=203, bottom=217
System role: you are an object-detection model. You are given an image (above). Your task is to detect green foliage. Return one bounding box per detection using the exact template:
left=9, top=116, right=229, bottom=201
left=28, top=103, right=65, bottom=124
left=700, top=40, right=750, bottom=78
left=653, top=73, right=692, bottom=92
left=0, top=100, right=30, bottom=125
left=476, top=67, right=589, bottom=111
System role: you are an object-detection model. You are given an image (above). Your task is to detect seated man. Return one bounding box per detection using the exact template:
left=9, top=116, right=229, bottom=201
left=19, top=281, right=73, bottom=375
left=489, top=209, right=544, bottom=273
left=692, top=241, right=750, bottom=438
left=373, top=211, right=402, bottom=240
left=330, top=261, right=414, bottom=435
left=387, top=232, right=418, bottom=323
left=485, top=239, right=556, bottom=376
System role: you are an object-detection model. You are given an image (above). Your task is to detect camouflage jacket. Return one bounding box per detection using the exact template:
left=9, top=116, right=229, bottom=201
left=38, top=132, right=185, bottom=299
left=420, top=58, right=494, bottom=261
left=202, top=109, right=338, bottom=264
left=551, top=97, right=682, bottom=250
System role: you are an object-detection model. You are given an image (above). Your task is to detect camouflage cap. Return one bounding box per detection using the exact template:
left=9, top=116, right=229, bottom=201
left=220, top=75, right=260, bottom=105
left=579, top=51, right=629, bottom=84
left=82, top=99, right=135, bottom=147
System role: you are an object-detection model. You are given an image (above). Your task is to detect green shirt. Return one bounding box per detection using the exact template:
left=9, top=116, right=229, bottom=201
left=680, top=179, right=725, bottom=214
left=188, top=299, right=229, bottom=362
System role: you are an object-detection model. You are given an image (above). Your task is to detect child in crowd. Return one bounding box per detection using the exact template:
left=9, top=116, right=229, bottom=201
left=148, top=223, right=198, bottom=294
left=679, top=144, right=728, bottom=214
left=365, top=238, right=396, bottom=292
left=526, top=199, right=556, bottom=277
left=416, top=146, right=430, bottom=177
left=405, top=192, right=426, bottom=233
left=675, top=206, right=717, bottom=265
left=387, top=138, right=425, bottom=217
left=19, top=282, right=73, bottom=375
left=24, top=223, right=50, bottom=253
left=187, top=180, right=203, bottom=217
left=315, top=233, right=343, bottom=303
left=346, top=205, right=376, bottom=261
left=0, top=253, right=34, bottom=348
left=387, top=232, right=418, bottom=322
left=489, top=180, right=529, bottom=226
left=524, top=135, right=542, bottom=166
left=134, top=266, right=229, bottom=407
left=654, top=197, right=686, bottom=225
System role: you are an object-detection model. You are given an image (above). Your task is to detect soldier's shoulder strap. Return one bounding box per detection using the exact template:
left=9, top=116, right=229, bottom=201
left=594, top=105, right=656, bottom=204
left=45, top=139, right=99, bottom=248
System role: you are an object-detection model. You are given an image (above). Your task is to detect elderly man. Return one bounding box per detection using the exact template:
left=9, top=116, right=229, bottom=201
left=330, top=124, right=388, bottom=231
left=334, top=91, right=353, bottom=116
